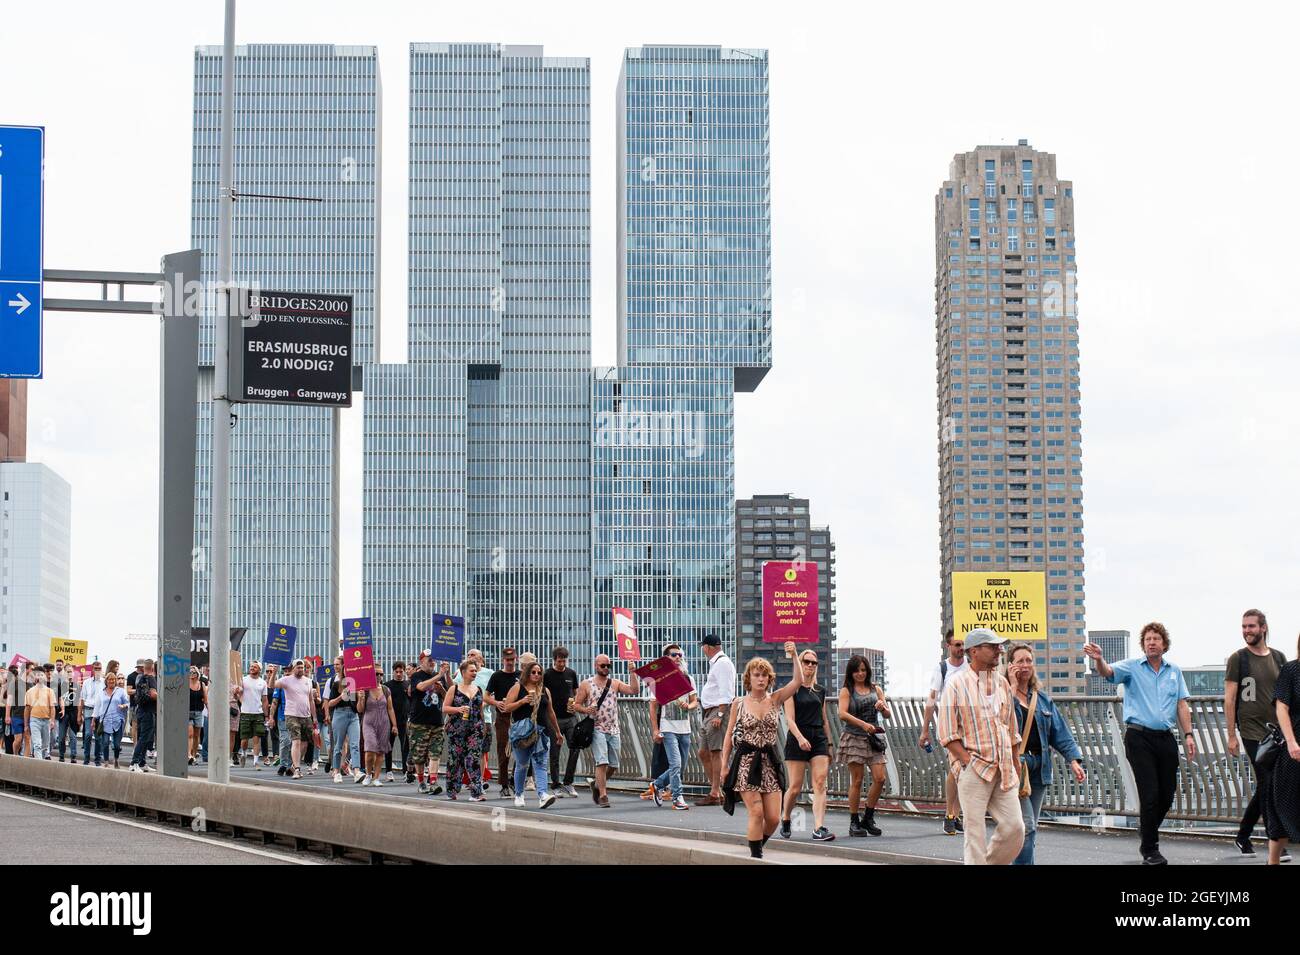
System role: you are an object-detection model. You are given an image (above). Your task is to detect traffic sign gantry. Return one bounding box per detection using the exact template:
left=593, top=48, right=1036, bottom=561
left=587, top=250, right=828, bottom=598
left=0, top=125, right=44, bottom=378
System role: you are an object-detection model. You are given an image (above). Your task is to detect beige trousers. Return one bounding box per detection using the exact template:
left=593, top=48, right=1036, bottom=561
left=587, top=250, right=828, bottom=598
left=956, top=765, right=1026, bottom=865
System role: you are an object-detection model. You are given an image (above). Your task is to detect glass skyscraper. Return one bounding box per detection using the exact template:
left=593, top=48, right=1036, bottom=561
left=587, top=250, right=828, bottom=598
left=191, top=44, right=381, bottom=662
left=364, top=44, right=591, bottom=665
left=935, top=141, right=1086, bottom=694
left=594, top=46, right=771, bottom=673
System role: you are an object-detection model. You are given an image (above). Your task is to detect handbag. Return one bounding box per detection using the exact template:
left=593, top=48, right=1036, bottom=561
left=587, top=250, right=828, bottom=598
left=508, top=691, right=545, bottom=750
left=569, top=678, right=613, bottom=752
left=1254, top=722, right=1287, bottom=773
left=1017, top=690, right=1039, bottom=798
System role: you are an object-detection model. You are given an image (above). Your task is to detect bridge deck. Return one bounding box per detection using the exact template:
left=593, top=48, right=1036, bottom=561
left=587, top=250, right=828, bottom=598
left=181, top=758, right=1266, bottom=866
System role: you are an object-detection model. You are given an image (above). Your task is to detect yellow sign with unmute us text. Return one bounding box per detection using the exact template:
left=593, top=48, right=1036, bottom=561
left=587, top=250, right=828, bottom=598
left=49, top=637, right=89, bottom=665
left=951, top=572, right=1047, bottom=641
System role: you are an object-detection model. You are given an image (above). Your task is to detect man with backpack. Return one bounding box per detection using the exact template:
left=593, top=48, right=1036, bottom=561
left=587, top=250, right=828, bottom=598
left=1226, top=608, right=1290, bottom=860
left=919, top=629, right=968, bottom=834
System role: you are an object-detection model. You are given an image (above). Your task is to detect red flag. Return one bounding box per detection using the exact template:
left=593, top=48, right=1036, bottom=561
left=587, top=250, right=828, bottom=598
left=613, top=606, right=640, bottom=660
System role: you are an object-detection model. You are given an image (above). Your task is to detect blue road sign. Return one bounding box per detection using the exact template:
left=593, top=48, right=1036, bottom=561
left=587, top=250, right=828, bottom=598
left=0, top=125, right=43, bottom=378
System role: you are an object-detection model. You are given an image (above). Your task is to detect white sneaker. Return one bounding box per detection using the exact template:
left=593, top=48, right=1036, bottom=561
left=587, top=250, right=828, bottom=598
left=352, top=769, right=364, bottom=783
left=333, top=772, right=343, bottom=783
left=373, top=778, right=384, bottom=787
left=361, top=776, right=371, bottom=786
left=514, top=794, right=525, bottom=808
left=253, top=757, right=261, bottom=770
left=525, top=779, right=536, bottom=791
left=385, top=771, right=395, bottom=783
left=129, top=764, right=142, bottom=773
left=540, top=793, right=556, bottom=809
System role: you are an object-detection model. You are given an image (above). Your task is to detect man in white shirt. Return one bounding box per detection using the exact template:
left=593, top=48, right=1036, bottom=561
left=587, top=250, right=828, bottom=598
left=693, top=634, right=736, bottom=806
left=78, top=663, right=105, bottom=766
left=918, top=629, right=970, bottom=835
left=234, top=661, right=268, bottom=769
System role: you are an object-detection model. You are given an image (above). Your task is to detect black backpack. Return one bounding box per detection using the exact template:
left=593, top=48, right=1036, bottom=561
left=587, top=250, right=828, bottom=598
left=1233, top=647, right=1286, bottom=724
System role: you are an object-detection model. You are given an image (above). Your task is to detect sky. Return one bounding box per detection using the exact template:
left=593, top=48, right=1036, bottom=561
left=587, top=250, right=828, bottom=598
left=2, top=1, right=1298, bottom=694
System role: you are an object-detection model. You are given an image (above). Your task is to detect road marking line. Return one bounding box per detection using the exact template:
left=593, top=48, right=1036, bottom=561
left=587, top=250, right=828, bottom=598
left=0, top=790, right=322, bottom=865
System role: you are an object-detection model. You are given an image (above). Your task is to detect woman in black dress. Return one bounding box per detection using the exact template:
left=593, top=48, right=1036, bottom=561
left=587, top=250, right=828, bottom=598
left=1267, top=641, right=1300, bottom=866
left=779, top=646, right=835, bottom=842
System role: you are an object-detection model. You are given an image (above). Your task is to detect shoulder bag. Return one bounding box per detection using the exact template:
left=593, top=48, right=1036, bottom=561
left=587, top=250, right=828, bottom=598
left=569, top=678, right=613, bottom=751
left=508, top=689, right=546, bottom=750
left=1254, top=722, right=1287, bottom=773
left=1017, top=690, right=1039, bottom=798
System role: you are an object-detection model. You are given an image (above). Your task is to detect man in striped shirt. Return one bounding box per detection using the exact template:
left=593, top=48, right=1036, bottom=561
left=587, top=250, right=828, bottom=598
left=937, top=627, right=1026, bottom=865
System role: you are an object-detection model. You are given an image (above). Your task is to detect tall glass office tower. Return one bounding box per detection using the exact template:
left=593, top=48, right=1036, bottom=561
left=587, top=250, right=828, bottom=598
left=594, top=46, right=771, bottom=672
left=191, top=44, right=381, bottom=662
left=364, top=44, right=591, bottom=664
left=935, top=141, right=1086, bottom=694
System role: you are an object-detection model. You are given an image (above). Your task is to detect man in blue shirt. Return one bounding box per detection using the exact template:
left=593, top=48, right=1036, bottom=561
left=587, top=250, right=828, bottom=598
left=1085, top=622, right=1195, bottom=865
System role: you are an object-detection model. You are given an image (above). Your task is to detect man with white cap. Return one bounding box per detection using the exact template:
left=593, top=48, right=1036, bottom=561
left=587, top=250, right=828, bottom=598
left=937, top=627, right=1025, bottom=865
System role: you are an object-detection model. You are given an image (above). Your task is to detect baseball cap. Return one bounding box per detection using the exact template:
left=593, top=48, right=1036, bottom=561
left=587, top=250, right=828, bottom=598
left=135, top=659, right=146, bottom=667
left=700, top=634, right=722, bottom=647
left=963, top=627, right=1007, bottom=649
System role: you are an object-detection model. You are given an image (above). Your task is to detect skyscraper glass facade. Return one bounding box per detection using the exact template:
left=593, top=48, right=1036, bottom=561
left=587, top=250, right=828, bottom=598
left=595, top=46, right=771, bottom=674
left=364, top=44, right=591, bottom=665
left=935, top=143, right=1086, bottom=694
left=191, top=44, right=381, bottom=662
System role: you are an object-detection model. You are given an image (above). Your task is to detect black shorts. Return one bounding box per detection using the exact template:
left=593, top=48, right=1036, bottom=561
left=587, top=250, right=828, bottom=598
left=784, top=733, right=830, bottom=762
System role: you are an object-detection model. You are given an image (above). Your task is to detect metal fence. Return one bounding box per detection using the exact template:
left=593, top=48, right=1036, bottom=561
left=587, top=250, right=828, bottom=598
left=552, top=696, right=1255, bottom=824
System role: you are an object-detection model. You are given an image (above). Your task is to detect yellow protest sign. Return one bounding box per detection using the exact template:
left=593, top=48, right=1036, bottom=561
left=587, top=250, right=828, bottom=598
left=951, top=572, right=1047, bottom=641
left=49, top=637, right=89, bottom=665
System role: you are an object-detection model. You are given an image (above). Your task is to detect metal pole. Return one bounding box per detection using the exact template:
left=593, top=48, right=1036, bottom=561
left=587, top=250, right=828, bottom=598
left=208, top=0, right=236, bottom=785
left=158, top=250, right=201, bottom=778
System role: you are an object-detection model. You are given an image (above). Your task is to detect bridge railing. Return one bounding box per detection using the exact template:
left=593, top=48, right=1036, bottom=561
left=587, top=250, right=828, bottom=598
left=554, top=696, right=1253, bottom=824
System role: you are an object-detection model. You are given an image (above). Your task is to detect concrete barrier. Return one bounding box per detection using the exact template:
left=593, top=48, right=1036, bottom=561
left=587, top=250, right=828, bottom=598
left=0, top=757, right=769, bottom=865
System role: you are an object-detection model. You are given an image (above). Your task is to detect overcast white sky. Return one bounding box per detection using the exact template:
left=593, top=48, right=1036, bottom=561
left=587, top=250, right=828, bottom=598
left=3, top=1, right=1297, bottom=693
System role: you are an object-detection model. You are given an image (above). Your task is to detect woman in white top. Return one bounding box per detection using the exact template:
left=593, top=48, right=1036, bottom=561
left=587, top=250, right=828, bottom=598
left=648, top=643, right=699, bottom=811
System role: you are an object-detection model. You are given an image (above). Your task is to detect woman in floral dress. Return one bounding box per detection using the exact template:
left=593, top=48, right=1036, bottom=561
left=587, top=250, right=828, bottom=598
left=720, top=642, right=804, bottom=859
left=442, top=657, right=488, bottom=801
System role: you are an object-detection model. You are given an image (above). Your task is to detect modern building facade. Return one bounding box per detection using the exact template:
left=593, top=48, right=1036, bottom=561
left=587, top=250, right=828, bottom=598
left=594, top=45, right=771, bottom=676
left=1086, top=628, right=1129, bottom=695
left=935, top=141, right=1086, bottom=695
left=1182, top=664, right=1226, bottom=696
left=363, top=44, right=592, bottom=665
left=0, top=381, right=26, bottom=463
left=832, top=646, right=888, bottom=692
left=191, top=44, right=381, bottom=663
left=735, top=494, right=836, bottom=683
left=0, top=463, right=71, bottom=662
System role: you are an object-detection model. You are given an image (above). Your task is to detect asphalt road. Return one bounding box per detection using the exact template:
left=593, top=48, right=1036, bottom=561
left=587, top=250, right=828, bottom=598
left=0, top=789, right=315, bottom=865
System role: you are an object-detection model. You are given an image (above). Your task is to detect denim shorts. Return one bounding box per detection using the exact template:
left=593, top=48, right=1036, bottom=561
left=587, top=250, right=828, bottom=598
left=187, top=710, right=204, bottom=728
left=592, top=729, right=620, bottom=769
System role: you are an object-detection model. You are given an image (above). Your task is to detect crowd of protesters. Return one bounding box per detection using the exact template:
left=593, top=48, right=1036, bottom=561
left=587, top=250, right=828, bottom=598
left=4, top=608, right=1299, bottom=866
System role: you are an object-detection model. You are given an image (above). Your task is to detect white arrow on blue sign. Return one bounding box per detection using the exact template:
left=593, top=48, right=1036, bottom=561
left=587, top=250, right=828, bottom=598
left=0, top=125, right=44, bottom=379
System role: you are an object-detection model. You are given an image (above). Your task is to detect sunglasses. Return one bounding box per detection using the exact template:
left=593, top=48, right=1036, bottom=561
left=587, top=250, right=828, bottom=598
left=668, top=652, right=683, bottom=659
left=801, top=659, right=818, bottom=666
left=596, top=663, right=610, bottom=669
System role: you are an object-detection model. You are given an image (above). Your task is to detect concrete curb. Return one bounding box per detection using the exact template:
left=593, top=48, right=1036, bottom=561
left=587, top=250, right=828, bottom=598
left=0, top=758, right=770, bottom=865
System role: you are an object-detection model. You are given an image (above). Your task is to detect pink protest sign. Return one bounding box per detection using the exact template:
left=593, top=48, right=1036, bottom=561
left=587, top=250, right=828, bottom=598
left=762, top=561, right=820, bottom=643
left=9, top=654, right=32, bottom=669
left=343, top=644, right=378, bottom=692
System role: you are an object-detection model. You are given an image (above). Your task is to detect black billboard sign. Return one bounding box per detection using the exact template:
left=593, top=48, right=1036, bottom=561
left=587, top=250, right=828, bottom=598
left=235, top=290, right=353, bottom=407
